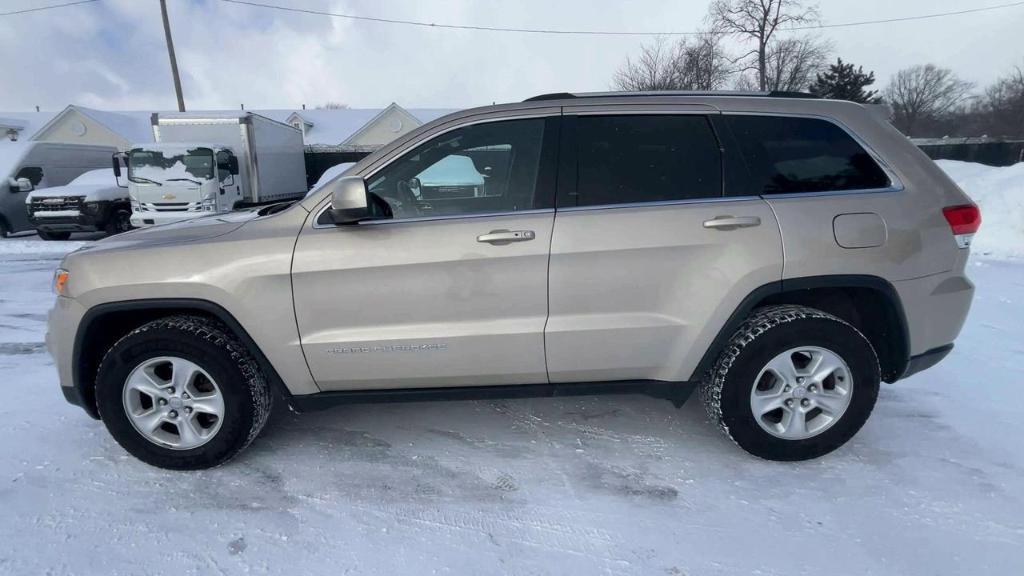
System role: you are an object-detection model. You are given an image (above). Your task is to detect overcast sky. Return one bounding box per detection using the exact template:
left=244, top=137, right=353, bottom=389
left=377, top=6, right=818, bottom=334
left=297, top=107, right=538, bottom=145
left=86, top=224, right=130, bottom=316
left=0, top=0, right=1021, bottom=112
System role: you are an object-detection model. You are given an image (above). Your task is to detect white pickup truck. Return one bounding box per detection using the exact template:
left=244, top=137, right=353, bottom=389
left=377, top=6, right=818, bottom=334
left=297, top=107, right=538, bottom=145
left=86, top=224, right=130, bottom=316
left=26, top=169, right=131, bottom=240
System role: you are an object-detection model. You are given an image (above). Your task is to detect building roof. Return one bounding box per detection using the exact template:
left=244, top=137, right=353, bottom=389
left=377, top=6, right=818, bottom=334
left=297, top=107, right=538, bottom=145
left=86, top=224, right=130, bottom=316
left=0, top=111, right=60, bottom=143
left=264, top=106, right=454, bottom=146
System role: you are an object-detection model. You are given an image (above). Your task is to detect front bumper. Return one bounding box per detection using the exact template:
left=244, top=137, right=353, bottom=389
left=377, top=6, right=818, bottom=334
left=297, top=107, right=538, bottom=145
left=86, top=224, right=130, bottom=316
left=46, top=295, right=93, bottom=415
left=28, top=201, right=111, bottom=232
left=130, top=210, right=204, bottom=228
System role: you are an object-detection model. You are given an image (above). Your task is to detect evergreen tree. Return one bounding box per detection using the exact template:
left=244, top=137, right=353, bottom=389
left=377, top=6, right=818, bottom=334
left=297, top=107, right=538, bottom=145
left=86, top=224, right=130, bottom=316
left=808, top=58, right=880, bottom=103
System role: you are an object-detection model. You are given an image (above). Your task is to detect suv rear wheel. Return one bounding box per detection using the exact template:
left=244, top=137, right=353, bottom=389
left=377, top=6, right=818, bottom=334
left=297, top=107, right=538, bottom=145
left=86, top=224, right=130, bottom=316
left=95, top=315, right=272, bottom=470
left=701, top=305, right=880, bottom=461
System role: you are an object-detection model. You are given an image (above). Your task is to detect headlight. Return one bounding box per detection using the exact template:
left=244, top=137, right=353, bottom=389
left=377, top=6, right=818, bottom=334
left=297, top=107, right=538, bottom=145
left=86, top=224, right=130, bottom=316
left=130, top=199, right=141, bottom=212
left=53, top=268, right=69, bottom=296
left=201, top=198, right=217, bottom=212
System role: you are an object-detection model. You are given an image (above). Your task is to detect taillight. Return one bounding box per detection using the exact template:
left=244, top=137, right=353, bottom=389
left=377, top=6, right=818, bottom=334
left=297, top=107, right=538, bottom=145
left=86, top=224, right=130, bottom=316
left=942, top=204, right=981, bottom=249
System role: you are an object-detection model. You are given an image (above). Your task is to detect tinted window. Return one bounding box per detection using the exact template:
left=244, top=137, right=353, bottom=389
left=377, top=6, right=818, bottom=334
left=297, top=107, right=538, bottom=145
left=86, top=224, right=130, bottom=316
left=365, top=118, right=549, bottom=219
left=725, top=115, right=890, bottom=195
left=15, top=166, right=44, bottom=186
left=564, top=115, right=722, bottom=208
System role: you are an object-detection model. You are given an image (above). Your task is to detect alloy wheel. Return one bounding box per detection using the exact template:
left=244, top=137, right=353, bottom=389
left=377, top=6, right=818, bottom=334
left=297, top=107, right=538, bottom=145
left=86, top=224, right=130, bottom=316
left=750, top=346, right=854, bottom=440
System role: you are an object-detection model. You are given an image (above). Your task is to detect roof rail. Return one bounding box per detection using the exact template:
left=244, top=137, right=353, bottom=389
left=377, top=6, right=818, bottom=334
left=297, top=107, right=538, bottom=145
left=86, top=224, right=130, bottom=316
left=523, top=90, right=821, bottom=102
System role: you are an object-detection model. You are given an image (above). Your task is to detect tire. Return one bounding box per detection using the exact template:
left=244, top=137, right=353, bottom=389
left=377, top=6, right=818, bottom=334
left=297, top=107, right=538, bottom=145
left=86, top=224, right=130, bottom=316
left=95, top=315, right=272, bottom=470
left=37, top=230, right=72, bottom=241
left=0, top=219, right=8, bottom=238
left=700, top=305, right=880, bottom=461
left=104, top=207, right=133, bottom=236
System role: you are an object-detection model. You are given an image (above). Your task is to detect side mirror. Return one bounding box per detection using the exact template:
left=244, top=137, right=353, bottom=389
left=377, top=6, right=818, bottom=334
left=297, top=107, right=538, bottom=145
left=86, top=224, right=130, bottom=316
left=112, top=152, right=128, bottom=188
left=325, top=176, right=371, bottom=225
left=227, top=156, right=239, bottom=175
left=8, top=177, right=32, bottom=193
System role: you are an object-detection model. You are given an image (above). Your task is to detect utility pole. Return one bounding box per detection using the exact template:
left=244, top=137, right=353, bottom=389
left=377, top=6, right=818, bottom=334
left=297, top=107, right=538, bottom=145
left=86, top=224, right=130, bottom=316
left=159, top=0, right=186, bottom=112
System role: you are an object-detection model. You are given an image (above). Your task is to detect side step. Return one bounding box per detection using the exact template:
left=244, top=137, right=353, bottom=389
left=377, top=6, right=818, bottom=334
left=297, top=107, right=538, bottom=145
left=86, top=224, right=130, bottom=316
left=288, top=380, right=697, bottom=412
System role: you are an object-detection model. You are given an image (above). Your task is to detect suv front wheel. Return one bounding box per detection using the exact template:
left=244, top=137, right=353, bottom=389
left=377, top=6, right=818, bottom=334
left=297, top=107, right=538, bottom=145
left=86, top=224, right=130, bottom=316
left=701, top=305, right=880, bottom=461
left=95, top=315, right=272, bottom=470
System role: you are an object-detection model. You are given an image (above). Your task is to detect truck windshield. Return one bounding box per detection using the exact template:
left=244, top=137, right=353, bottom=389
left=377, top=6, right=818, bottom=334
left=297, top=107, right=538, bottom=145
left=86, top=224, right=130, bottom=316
left=128, top=147, right=215, bottom=185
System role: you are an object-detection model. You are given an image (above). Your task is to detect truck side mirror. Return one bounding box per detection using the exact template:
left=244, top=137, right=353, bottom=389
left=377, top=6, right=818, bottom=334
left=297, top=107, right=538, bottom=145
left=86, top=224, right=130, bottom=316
left=112, top=152, right=128, bottom=188
left=8, top=177, right=32, bottom=193
left=227, top=156, right=239, bottom=175
left=325, top=176, right=375, bottom=225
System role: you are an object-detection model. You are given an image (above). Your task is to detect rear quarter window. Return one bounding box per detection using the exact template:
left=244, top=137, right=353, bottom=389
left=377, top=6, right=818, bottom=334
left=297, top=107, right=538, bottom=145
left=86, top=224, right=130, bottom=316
left=725, top=115, right=890, bottom=195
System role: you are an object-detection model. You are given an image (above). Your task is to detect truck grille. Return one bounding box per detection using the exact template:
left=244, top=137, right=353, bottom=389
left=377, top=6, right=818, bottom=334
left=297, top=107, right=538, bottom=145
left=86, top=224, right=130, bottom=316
left=30, top=196, right=84, bottom=213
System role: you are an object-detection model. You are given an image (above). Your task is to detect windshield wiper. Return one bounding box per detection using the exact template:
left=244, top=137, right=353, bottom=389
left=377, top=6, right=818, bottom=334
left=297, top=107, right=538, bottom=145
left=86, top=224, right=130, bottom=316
left=165, top=177, right=204, bottom=186
left=128, top=176, right=162, bottom=186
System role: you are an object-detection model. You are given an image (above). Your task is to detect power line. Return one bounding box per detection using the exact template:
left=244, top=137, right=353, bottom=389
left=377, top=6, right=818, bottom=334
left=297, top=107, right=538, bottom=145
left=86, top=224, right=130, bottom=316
left=0, top=0, right=99, bottom=17
left=219, top=0, right=1024, bottom=36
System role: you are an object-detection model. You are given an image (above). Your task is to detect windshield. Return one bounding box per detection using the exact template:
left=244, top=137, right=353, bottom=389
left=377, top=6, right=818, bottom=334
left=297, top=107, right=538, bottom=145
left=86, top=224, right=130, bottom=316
left=128, top=147, right=215, bottom=185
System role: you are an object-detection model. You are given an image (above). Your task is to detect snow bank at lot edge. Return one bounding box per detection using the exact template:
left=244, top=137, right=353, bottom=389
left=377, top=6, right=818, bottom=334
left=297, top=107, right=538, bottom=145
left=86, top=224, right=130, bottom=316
left=936, top=160, right=1024, bottom=260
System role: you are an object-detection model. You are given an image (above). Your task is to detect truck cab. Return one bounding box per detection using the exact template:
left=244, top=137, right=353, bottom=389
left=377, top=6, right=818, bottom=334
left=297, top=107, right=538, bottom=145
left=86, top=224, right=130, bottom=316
left=122, top=143, right=239, bottom=228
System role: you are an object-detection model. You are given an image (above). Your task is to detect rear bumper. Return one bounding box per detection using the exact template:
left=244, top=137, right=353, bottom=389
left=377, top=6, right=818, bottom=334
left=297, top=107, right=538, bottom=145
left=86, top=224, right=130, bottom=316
left=902, top=343, right=954, bottom=379
left=893, top=270, right=974, bottom=357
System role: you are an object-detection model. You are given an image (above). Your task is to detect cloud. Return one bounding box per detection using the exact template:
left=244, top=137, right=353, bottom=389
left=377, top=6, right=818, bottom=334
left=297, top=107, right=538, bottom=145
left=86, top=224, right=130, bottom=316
left=0, top=0, right=1020, bottom=112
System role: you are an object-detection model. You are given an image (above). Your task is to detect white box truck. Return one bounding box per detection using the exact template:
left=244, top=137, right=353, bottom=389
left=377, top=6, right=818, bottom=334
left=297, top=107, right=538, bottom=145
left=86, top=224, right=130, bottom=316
left=116, top=112, right=307, bottom=227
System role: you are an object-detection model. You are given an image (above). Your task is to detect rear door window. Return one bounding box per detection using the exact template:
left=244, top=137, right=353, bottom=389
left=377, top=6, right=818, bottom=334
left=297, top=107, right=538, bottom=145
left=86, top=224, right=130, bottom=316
left=725, top=115, right=890, bottom=195
left=561, top=115, right=722, bottom=208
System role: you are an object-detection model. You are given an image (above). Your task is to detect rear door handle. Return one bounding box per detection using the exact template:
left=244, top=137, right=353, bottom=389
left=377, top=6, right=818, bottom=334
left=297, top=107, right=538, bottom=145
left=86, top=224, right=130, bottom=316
left=702, top=216, right=761, bottom=230
left=476, top=229, right=536, bottom=245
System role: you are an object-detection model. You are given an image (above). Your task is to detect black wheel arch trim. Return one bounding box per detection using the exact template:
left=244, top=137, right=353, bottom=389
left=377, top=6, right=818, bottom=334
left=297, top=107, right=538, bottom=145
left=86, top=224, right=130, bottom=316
left=71, top=298, right=292, bottom=419
left=692, top=274, right=911, bottom=384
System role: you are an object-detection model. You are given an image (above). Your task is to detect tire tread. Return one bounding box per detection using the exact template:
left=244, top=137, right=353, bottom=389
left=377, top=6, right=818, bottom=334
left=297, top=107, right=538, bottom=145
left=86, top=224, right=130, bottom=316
left=96, top=315, right=272, bottom=469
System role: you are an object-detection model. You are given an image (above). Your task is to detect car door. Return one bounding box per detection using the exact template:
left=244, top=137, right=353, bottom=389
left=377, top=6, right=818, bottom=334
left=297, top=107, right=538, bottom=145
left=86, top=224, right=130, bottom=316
left=544, top=108, right=784, bottom=384
left=292, top=114, right=560, bottom=391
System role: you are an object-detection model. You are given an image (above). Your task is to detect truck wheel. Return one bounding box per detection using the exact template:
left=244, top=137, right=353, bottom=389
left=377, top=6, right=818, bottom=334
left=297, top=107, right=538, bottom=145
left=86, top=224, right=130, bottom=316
left=105, top=208, right=133, bottom=236
left=0, top=220, right=8, bottom=238
left=37, top=230, right=72, bottom=241
left=95, top=315, right=272, bottom=470
left=700, top=305, right=880, bottom=461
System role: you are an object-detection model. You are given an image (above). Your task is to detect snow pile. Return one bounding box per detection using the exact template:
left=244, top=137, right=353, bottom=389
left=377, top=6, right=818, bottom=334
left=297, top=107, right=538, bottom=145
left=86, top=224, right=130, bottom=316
left=937, top=160, right=1024, bottom=260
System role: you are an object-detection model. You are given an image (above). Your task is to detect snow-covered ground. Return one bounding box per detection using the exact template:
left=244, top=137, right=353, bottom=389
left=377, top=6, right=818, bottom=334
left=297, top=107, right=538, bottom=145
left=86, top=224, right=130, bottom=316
left=936, top=159, right=1024, bottom=260
left=1, top=163, right=1023, bottom=575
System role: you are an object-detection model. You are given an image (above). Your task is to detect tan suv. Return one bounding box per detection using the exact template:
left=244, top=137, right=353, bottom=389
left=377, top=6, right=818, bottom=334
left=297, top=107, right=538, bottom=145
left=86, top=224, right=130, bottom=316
left=46, top=92, right=980, bottom=469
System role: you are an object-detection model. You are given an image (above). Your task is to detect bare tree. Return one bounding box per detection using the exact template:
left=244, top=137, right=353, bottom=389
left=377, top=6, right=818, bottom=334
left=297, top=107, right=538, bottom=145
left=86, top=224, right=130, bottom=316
left=975, top=64, right=1024, bottom=138
left=613, top=34, right=732, bottom=91
left=884, top=65, right=974, bottom=135
left=762, top=36, right=830, bottom=91
left=317, top=102, right=350, bottom=110
left=613, top=37, right=680, bottom=91
left=709, top=0, right=820, bottom=90
left=676, top=35, right=733, bottom=90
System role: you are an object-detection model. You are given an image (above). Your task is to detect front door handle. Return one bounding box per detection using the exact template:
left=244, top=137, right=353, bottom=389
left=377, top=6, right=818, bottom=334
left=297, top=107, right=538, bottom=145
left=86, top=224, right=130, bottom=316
left=476, top=229, right=536, bottom=245
left=702, top=216, right=761, bottom=230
